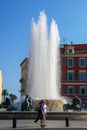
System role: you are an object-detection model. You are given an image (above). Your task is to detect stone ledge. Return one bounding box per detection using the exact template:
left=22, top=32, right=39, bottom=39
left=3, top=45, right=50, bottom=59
left=0, top=128, right=87, bottom=130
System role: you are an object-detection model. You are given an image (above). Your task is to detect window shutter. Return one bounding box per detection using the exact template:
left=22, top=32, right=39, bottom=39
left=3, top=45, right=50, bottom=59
left=78, top=59, right=80, bottom=66
left=66, top=87, right=69, bottom=94
left=72, top=73, right=75, bottom=80
left=73, top=87, right=75, bottom=94
left=73, top=59, right=75, bottom=66
left=66, top=59, right=68, bottom=66
left=78, top=87, right=80, bottom=94
left=66, top=73, right=69, bottom=80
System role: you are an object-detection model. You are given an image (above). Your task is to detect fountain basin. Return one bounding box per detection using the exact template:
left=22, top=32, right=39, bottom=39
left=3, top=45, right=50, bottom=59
left=33, top=99, right=67, bottom=112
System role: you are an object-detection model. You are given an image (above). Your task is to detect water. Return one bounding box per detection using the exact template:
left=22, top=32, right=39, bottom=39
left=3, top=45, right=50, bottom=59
left=26, top=11, right=61, bottom=100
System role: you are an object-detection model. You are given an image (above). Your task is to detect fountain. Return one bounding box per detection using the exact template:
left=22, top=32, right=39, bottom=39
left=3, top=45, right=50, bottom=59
left=26, top=11, right=66, bottom=111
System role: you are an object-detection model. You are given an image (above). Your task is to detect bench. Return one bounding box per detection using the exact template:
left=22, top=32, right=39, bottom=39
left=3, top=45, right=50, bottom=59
left=0, top=111, right=87, bottom=128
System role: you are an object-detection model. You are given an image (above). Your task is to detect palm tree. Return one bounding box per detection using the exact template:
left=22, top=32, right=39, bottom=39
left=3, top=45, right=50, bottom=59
left=9, top=94, right=17, bottom=103
left=2, top=89, right=9, bottom=102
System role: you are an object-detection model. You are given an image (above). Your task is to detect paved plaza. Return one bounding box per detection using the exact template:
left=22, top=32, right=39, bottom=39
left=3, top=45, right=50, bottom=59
left=0, top=119, right=87, bottom=130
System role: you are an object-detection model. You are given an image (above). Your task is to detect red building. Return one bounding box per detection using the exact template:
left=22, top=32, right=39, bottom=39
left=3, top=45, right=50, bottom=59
left=61, top=43, right=87, bottom=107
left=20, top=43, right=87, bottom=107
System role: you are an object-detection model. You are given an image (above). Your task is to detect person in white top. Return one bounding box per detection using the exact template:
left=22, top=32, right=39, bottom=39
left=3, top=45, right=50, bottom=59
left=43, top=101, right=47, bottom=126
left=44, top=103, right=47, bottom=114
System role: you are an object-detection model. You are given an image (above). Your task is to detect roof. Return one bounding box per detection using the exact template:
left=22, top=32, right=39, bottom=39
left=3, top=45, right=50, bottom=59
left=20, top=58, right=28, bottom=66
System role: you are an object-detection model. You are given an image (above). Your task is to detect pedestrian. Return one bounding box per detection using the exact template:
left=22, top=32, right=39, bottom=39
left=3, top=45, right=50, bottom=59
left=34, top=101, right=42, bottom=122
left=39, top=100, right=45, bottom=128
left=34, top=100, right=47, bottom=128
left=43, top=101, right=47, bottom=126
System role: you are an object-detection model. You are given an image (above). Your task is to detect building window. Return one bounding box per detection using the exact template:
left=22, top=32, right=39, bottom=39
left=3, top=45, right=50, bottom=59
left=69, top=49, right=73, bottom=54
left=66, top=71, right=75, bottom=80
left=78, top=71, right=87, bottom=80
left=66, top=86, right=75, bottom=94
left=78, top=58, right=86, bottom=67
left=68, top=46, right=74, bottom=54
left=78, top=86, right=87, bottom=95
left=67, top=58, right=74, bottom=67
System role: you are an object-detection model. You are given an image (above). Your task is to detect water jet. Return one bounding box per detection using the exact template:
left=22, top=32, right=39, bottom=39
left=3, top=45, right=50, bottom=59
left=25, top=11, right=66, bottom=111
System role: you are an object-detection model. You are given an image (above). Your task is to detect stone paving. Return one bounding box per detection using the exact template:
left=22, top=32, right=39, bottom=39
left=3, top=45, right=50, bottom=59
left=0, top=119, right=87, bottom=129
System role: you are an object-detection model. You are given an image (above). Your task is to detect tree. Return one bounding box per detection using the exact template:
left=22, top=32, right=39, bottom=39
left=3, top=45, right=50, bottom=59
left=2, top=89, right=9, bottom=102
left=9, top=94, right=17, bottom=103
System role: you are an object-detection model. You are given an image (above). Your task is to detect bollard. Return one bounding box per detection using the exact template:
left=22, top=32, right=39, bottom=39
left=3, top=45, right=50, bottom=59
left=13, top=118, right=16, bottom=128
left=65, top=117, right=69, bottom=127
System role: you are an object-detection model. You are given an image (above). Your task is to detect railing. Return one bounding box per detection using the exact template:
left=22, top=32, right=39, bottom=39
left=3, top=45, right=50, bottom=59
left=0, top=111, right=87, bottom=128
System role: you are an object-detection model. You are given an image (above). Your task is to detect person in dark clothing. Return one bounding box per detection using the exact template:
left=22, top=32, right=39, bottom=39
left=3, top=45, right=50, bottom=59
left=34, top=100, right=47, bottom=128
left=34, top=101, right=42, bottom=122
left=39, top=100, right=45, bottom=128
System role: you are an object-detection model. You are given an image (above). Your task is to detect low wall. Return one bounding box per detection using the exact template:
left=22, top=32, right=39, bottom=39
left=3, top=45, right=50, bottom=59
left=0, top=111, right=87, bottom=120
left=0, top=128, right=87, bottom=130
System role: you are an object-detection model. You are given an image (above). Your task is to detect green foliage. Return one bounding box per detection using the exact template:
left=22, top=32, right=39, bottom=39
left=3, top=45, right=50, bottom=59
left=2, top=89, right=9, bottom=101
left=2, top=89, right=17, bottom=103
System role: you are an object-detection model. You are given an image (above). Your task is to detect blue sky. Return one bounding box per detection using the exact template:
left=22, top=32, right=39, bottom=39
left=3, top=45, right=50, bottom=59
left=0, top=0, right=87, bottom=98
